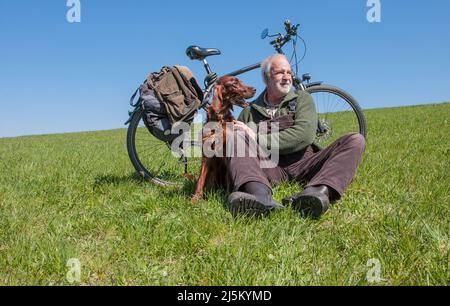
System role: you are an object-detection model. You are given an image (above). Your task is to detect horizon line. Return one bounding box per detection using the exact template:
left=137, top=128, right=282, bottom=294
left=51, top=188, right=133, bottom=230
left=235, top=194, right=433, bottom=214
left=1, top=101, right=448, bottom=139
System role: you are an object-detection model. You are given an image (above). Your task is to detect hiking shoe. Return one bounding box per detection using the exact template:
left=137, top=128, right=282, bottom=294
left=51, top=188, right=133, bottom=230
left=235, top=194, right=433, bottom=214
left=283, top=185, right=331, bottom=219
left=227, top=192, right=284, bottom=218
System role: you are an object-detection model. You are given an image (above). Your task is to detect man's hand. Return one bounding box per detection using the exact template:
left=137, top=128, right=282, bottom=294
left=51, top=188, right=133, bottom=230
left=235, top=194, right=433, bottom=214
left=233, top=120, right=257, bottom=140
left=260, top=114, right=295, bottom=134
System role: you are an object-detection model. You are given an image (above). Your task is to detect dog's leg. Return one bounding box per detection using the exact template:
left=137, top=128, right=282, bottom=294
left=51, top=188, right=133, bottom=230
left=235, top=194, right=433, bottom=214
left=192, top=157, right=209, bottom=203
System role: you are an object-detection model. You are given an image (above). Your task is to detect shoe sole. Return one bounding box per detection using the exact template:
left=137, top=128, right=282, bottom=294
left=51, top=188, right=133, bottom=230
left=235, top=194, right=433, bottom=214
left=292, top=195, right=326, bottom=219
left=228, top=195, right=271, bottom=218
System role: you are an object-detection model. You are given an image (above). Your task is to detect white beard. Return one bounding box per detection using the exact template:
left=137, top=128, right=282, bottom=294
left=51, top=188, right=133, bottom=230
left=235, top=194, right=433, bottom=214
left=275, top=81, right=292, bottom=95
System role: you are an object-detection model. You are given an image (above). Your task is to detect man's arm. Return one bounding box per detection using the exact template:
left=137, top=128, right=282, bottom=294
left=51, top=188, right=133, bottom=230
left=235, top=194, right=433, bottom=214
left=260, top=92, right=317, bottom=155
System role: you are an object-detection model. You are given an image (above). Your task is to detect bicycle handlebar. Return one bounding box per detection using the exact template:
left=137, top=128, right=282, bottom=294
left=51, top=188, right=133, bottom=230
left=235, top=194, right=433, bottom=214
left=284, top=20, right=293, bottom=34
left=268, top=20, right=300, bottom=53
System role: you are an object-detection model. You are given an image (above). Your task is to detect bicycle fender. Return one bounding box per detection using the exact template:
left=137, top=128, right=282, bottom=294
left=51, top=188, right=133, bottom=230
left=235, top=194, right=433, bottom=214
left=305, top=81, right=323, bottom=88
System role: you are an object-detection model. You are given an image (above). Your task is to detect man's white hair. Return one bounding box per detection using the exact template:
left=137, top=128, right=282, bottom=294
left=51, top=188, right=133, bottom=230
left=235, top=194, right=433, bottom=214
left=261, top=54, right=290, bottom=84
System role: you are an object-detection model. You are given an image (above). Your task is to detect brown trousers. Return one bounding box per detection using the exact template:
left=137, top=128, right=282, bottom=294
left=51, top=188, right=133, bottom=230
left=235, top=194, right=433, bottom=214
left=227, top=133, right=366, bottom=199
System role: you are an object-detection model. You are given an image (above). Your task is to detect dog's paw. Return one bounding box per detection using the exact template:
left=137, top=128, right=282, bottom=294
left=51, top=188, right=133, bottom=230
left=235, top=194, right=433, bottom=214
left=191, top=194, right=202, bottom=204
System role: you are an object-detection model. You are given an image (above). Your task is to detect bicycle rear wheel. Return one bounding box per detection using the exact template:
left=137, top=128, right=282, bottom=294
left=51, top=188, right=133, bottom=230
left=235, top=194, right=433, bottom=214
left=306, top=84, right=367, bottom=147
left=126, top=108, right=202, bottom=187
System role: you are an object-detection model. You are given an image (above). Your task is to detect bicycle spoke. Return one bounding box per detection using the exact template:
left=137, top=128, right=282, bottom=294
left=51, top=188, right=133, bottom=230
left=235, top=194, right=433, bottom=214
left=127, top=113, right=206, bottom=185
left=309, top=86, right=364, bottom=147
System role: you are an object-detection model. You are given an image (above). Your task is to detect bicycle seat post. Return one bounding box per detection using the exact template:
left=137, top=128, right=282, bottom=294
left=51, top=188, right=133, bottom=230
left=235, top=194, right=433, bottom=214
left=202, top=59, right=213, bottom=75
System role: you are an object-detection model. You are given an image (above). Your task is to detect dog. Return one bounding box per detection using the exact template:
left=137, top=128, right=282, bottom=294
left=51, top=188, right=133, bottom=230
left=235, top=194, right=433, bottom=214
left=191, top=76, right=256, bottom=203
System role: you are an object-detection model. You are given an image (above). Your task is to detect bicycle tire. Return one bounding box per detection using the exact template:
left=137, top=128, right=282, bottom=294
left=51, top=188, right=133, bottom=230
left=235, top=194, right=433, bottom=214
left=127, top=108, right=195, bottom=187
left=306, top=84, right=367, bottom=146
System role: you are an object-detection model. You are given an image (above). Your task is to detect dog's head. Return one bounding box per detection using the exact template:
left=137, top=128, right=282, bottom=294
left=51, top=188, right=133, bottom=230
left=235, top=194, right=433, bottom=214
left=214, top=76, right=256, bottom=111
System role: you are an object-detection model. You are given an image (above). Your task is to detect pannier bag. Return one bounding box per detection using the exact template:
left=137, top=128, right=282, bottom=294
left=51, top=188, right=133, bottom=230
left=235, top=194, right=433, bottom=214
left=137, top=66, right=204, bottom=144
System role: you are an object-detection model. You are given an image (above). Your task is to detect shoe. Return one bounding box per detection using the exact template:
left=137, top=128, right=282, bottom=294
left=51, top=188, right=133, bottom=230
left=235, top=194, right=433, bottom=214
left=282, top=185, right=331, bottom=219
left=227, top=182, right=284, bottom=217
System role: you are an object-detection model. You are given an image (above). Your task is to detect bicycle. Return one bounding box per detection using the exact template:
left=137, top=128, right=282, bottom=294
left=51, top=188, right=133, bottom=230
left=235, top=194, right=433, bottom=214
left=126, top=20, right=367, bottom=187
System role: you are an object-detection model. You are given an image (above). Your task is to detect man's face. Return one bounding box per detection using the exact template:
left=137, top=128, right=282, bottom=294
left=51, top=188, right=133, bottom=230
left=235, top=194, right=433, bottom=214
left=266, top=57, right=293, bottom=98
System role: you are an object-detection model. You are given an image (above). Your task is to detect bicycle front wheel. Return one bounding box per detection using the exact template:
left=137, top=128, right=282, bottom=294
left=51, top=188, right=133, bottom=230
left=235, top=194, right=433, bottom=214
left=126, top=108, right=201, bottom=187
left=306, top=84, right=367, bottom=147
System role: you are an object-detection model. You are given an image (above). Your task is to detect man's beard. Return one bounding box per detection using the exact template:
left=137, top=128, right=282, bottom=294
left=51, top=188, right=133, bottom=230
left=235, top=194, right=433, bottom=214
left=275, top=80, right=292, bottom=95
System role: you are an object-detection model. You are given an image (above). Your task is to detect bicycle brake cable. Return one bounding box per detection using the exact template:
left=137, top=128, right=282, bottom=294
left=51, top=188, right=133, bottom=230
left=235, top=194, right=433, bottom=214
left=295, top=35, right=307, bottom=65
left=293, top=36, right=299, bottom=76
left=288, top=36, right=297, bottom=75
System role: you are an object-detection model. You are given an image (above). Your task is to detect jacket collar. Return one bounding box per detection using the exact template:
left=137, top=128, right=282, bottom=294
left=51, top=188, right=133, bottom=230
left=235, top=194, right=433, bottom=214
left=251, top=90, right=299, bottom=118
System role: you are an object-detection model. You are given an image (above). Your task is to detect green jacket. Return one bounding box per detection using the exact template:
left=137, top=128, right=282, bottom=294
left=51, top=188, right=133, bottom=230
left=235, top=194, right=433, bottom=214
left=238, top=89, right=317, bottom=155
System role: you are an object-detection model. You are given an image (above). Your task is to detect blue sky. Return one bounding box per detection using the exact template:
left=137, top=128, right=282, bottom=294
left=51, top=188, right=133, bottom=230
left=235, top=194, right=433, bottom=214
left=1, top=0, right=449, bottom=138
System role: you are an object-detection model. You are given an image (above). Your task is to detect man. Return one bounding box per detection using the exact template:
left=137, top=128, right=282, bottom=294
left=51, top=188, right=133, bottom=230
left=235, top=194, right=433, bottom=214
left=228, top=54, right=366, bottom=218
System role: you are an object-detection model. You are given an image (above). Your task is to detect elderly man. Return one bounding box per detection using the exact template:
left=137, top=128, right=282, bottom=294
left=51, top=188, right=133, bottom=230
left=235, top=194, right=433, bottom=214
left=228, top=54, right=366, bottom=218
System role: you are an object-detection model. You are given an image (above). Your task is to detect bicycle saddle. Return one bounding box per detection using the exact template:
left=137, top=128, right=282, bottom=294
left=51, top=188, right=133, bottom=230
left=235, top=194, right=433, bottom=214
left=186, top=46, right=221, bottom=61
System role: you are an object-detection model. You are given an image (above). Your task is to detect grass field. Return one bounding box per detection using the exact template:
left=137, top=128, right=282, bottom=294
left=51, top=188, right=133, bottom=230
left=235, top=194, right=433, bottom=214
left=0, top=103, right=449, bottom=285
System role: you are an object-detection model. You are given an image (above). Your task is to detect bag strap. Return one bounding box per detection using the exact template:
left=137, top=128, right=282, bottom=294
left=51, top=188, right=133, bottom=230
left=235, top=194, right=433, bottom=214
left=129, top=87, right=140, bottom=107
left=129, top=80, right=147, bottom=107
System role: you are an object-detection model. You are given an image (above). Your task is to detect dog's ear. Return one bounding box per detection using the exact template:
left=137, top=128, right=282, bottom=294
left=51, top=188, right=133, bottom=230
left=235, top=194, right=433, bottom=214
left=215, top=84, right=223, bottom=101
left=212, top=84, right=224, bottom=114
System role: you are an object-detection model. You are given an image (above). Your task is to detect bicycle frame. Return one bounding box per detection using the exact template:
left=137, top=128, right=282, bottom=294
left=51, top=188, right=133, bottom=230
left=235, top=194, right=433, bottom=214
left=125, top=21, right=367, bottom=186
left=124, top=56, right=324, bottom=127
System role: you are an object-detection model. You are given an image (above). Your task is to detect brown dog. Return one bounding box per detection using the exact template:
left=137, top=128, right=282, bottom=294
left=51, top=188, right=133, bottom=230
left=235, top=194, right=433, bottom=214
left=191, top=76, right=256, bottom=203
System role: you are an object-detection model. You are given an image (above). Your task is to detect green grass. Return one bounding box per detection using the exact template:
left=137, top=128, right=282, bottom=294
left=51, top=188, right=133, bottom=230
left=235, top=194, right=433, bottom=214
left=0, top=103, right=449, bottom=285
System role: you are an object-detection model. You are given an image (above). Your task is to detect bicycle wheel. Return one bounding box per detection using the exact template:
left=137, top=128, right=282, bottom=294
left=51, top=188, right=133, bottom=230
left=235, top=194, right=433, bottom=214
left=306, top=84, right=367, bottom=147
left=126, top=108, right=202, bottom=187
